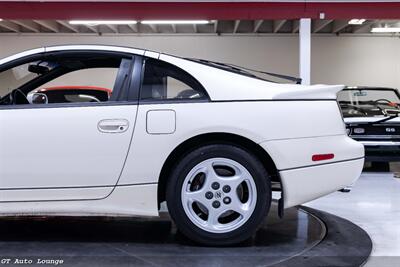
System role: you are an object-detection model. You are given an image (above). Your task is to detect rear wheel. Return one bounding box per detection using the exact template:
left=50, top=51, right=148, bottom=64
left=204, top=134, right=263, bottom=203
left=166, top=144, right=271, bottom=245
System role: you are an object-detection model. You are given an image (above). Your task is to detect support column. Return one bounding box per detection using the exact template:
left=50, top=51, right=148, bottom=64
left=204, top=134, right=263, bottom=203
left=299, top=18, right=311, bottom=85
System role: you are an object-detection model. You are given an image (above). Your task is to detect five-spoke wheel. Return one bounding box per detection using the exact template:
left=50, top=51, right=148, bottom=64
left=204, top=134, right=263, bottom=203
left=166, top=144, right=271, bottom=245
left=181, top=158, right=257, bottom=233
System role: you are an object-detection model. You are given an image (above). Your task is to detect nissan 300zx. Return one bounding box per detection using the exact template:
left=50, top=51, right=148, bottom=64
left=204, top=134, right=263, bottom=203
left=0, top=45, right=364, bottom=245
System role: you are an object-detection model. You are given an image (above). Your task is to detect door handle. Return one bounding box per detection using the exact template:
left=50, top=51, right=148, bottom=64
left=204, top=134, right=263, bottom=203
left=98, top=119, right=129, bottom=133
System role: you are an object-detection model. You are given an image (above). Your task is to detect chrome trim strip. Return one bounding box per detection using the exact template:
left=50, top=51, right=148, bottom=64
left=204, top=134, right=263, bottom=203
left=350, top=135, right=400, bottom=139
left=360, top=141, right=400, bottom=146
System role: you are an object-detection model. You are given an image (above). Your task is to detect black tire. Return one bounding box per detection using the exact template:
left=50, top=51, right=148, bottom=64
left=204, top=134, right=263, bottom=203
left=166, top=144, right=271, bottom=246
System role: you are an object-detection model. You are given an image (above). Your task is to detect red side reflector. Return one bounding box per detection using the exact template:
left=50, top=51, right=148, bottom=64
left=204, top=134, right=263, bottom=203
left=312, top=153, right=334, bottom=162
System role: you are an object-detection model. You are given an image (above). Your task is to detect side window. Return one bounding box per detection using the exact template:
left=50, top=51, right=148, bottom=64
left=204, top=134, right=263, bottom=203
left=141, top=58, right=207, bottom=101
left=0, top=54, right=133, bottom=106
left=35, top=68, right=117, bottom=104
left=0, top=62, right=52, bottom=98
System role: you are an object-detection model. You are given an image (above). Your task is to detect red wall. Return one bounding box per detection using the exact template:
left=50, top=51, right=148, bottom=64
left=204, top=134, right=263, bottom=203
left=0, top=1, right=399, bottom=20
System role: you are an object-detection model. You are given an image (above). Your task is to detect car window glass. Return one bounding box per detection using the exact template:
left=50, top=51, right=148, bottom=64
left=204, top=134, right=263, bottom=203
left=141, top=58, right=206, bottom=101
left=0, top=61, right=53, bottom=97
left=42, top=68, right=117, bottom=90
left=0, top=55, right=130, bottom=106
left=33, top=68, right=117, bottom=103
left=338, top=90, right=400, bottom=105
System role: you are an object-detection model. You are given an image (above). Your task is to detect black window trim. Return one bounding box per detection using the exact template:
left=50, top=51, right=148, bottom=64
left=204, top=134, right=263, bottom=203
left=138, top=57, right=210, bottom=105
left=0, top=50, right=143, bottom=110
left=127, top=55, right=144, bottom=103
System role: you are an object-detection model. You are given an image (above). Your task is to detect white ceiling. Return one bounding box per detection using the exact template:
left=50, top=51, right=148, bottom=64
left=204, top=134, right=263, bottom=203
left=0, top=19, right=398, bottom=35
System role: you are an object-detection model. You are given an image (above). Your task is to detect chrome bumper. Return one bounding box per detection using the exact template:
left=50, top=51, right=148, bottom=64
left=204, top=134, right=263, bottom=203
left=360, top=141, right=400, bottom=146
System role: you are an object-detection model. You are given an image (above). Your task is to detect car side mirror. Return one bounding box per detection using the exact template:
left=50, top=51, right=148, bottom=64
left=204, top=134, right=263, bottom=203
left=31, top=93, right=48, bottom=104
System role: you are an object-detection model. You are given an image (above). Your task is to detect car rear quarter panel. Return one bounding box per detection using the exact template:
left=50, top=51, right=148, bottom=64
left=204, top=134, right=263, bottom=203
left=118, top=100, right=347, bottom=186
left=260, top=135, right=364, bottom=170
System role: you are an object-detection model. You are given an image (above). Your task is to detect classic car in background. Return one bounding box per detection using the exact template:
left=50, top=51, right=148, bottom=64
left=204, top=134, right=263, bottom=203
left=338, top=87, right=400, bottom=167
left=27, top=86, right=112, bottom=104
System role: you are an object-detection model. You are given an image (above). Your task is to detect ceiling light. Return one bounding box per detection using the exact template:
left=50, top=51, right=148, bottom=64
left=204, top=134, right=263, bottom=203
left=0, top=19, right=3, bottom=22
left=141, top=20, right=211, bottom=25
left=348, top=19, right=366, bottom=25
left=69, top=20, right=137, bottom=26
left=371, top=27, right=400, bottom=33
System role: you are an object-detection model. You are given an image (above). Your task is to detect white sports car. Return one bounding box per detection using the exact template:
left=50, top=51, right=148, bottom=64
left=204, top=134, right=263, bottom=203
left=0, top=45, right=364, bottom=245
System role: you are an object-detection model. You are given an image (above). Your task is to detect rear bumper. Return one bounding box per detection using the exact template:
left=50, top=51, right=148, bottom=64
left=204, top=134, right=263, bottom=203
left=279, top=158, right=364, bottom=208
left=259, top=135, right=364, bottom=208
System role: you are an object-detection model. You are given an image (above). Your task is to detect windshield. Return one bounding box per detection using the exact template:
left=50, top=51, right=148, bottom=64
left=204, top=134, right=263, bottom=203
left=338, top=89, right=400, bottom=118
left=338, top=89, right=400, bottom=105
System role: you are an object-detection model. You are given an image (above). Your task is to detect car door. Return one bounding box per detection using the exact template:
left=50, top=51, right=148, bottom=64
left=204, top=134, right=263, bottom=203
left=0, top=51, right=142, bottom=201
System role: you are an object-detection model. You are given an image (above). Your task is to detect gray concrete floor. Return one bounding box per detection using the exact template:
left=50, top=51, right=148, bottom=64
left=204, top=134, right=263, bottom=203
left=305, top=164, right=400, bottom=267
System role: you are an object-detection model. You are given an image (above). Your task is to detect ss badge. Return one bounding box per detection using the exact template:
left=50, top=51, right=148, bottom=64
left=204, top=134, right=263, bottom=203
left=385, top=128, right=396, bottom=133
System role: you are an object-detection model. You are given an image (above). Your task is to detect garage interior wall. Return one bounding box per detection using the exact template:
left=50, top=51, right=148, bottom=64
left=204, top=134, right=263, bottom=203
left=1, top=35, right=400, bottom=89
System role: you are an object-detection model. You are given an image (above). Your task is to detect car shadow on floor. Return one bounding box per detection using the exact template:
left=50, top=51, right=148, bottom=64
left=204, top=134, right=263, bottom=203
left=0, top=205, right=322, bottom=248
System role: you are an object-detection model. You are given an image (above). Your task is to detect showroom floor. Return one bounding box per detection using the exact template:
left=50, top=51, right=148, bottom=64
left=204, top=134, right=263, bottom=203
left=305, top=165, right=400, bottom=267
left=0, top=165, right=393, bottom=266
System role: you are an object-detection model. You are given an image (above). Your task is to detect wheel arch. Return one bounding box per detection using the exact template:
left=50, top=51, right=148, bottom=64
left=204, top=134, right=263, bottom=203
left=157, top=132, right=280, bottom=204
